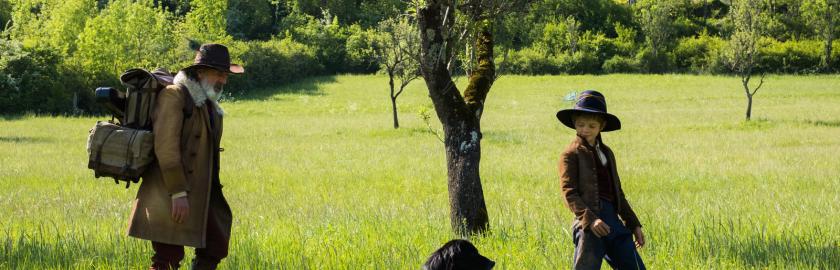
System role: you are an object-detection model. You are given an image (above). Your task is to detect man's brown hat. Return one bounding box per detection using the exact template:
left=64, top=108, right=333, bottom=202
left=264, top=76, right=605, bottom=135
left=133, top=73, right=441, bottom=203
left=186, top=43, right=244, bottom=74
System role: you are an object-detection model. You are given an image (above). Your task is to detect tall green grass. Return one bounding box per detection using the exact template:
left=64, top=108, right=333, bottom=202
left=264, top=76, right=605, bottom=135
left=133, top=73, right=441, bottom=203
left=1, top=74, right=838, bottom=269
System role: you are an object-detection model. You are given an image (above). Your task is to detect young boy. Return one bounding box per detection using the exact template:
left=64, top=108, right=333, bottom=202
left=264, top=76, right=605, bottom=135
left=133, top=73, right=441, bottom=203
left=556, top=90, right=646, bottom=270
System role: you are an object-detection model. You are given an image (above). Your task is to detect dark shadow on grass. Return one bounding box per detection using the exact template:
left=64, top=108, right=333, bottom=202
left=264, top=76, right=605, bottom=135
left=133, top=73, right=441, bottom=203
left=0, top=115, right=28, bottom=121
left=806, top=120, right=840, bottom=127
left=233, top=75, right=337, bottom=101
left=0, top=136, right=53, bottom=143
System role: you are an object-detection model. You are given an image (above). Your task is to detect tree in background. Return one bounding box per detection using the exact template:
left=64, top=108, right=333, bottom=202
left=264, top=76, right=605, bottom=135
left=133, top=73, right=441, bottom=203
left=634, top=0, right=677, bottom=73
left=802, top=0, right=838, bottom=71
left=183, top=0, right=230, bottom=43
left=415, top=0, right=529, bottom=235
left=725, top=0, right=766, bottom=121
left=227, top=0, right=277, bottom=40
left=74, top=0, right=179, bottom=85
left=0, top=0, right=11, bottom=29
left=374, top=17, right=420, bottom=129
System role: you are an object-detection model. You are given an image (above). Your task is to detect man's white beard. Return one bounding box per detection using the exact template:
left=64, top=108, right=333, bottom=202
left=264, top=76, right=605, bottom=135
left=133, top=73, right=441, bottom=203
left=200, top=78, right=224, bottom=101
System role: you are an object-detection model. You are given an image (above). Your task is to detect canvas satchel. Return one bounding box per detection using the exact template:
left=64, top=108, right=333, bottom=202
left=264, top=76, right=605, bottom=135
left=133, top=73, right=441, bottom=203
left=87, top=121, right=154, bottom=186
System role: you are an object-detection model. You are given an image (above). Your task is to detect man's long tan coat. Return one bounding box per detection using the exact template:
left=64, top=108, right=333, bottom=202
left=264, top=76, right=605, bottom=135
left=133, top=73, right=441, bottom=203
left=127, top=77, right=231, bottom=248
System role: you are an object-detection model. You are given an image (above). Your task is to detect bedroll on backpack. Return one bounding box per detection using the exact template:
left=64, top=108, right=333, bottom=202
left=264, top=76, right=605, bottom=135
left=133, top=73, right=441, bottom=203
left=86, top=68, right=175, bottom=187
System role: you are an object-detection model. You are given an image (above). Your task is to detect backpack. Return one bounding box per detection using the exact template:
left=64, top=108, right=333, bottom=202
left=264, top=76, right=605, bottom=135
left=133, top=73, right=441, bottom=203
left=86, top=68, right=194, bottom=188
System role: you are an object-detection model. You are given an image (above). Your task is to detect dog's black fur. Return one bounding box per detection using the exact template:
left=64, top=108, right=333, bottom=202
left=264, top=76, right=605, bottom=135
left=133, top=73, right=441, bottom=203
left=422, top=239, right=495, bottom=270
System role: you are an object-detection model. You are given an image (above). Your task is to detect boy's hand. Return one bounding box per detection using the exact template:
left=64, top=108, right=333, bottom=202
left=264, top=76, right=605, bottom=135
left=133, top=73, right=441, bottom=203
left=633, top=227, right=646, bottom=248
left=590, top=219, right=611, bottom=237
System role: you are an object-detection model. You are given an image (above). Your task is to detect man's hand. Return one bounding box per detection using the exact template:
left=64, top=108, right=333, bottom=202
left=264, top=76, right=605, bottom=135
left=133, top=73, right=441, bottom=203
left=171, top=196, right=190, bottom=224
left=590, top=219, right=611, bottom=237
left=633, top=227, right=646, bottom=248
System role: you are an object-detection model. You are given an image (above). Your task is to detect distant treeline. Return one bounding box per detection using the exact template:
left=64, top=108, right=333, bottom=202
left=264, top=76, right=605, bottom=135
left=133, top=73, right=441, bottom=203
left=0, top=0, right=838, bottom=114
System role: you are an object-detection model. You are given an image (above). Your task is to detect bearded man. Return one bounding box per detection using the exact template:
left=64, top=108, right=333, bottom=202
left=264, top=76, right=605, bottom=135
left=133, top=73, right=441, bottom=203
left=127, top=44, right=243, bottom=270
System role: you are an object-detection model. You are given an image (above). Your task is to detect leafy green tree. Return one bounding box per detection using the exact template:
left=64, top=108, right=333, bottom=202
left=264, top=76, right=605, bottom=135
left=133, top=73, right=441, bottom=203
left=634, top=0, right=675, bottom=59
left=373, top=17, right=419, bottom=129
left=725, top=0, right=767, bottom=121
left=802, top=0, right=839, bottom=71
left=415, top=0, right=530, bottom=235
left=183, top=0, right=231, bottom=43
left=74, top=0, right=179, bottom=84
left=0, top=37, right=76, bottom=114
left=227, top=0, right=276, bottom=40
left=0, top=0, right=12, bottom=29
left=40, top=0, right=96, bottom=56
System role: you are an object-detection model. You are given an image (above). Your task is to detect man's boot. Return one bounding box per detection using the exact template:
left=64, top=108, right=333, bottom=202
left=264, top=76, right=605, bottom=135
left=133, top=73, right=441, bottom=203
left=190, top=258, right=218, bottom=270
left=150, top=261, right=179, bottom=270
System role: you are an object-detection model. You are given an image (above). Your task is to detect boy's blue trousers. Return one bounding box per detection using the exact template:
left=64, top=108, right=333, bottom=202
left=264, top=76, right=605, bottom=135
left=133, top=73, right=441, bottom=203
left=572, top=199, right=646, bottom=270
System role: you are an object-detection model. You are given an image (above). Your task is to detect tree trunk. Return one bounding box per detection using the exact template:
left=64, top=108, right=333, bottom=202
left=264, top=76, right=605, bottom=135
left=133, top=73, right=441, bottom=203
left=389, top=71, right=399, bottom=129
left=825, top=6, right=834, bottom=70
left=391, top=97, right=399, bottom=129
left=417, top=1, right=492, bottom=235
left=746, top=93, right=753, bottom=121
left=743, top=76, right=752, bottom=121
left=444, top=123, right=488, bottom=235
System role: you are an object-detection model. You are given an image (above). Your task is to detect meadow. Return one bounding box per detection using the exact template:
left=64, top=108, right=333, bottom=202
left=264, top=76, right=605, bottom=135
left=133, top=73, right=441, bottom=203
left=1, top=74, right=839, bottom=269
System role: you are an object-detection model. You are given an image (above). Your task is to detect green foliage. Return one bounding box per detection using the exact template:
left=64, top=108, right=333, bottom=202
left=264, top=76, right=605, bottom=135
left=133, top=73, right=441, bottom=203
left=557, top=50, right=600, bottom=74
left=280, top=10, right=354, bottom=73
left=724, top=0, right=767, bottom=76
left=673, top=32, right=727, bottom=74
left=757, top=38, right=824, bottom=73
left=0, top=38, right=80, bottom=114
left=226, top=0, right=276, bottom=40
left=1, top=0, right=840, bottom=114
left=634, top=0, right=678, bottom=58
left=611, top=22, right=638, bottom=57
left=602, top=55, right=640, bottom=73
left=183, top=0, right=230, bottom=43
left=38, top=0, right=95, bottom=56
left=505, top=47, right=561, bottom=75
left=228, top=37, right=322, bottom=92
left=73, top=0, right=179, bottom=85
left=344, top=24, right=380, bottom=73
left=0, top=0, right=10, bottom=29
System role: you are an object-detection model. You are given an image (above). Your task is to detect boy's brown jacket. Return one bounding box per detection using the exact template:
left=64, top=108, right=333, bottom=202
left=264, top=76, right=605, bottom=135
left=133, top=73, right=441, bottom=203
left=558, top=136, right=641, bottom=231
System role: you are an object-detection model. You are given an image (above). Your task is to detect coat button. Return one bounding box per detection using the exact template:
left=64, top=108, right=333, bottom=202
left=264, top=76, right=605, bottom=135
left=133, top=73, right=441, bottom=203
left=187, top=169, right=193, bottom=174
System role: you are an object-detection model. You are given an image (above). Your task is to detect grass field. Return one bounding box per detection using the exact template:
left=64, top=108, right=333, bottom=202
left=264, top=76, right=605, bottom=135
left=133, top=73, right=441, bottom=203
left=1, top=74, right=839, bottom=269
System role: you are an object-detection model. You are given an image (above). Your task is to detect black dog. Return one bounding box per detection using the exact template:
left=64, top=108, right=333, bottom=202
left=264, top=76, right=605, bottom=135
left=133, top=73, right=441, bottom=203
left=422, top=239, right=495, bottom=270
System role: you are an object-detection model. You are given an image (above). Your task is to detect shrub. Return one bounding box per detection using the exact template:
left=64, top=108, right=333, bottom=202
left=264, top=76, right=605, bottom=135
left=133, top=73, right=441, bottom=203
left=674, top=33, right=726, bottom=74
left=344, top=23, right=381, bottom=73
left=635, top=46, right=674, bottom=73
left=0, top=38, right=83, bottom=114
left=505, top=47, right=561, bottom=75
left=602, top=55, right=640, bottom=73
left=757, top=38, right=823, bottom=74
left=557, top=51, right=600, bottom=74
left=228, top=37, right=322, bottom=92
left=280, top=11, right=351, bottom=74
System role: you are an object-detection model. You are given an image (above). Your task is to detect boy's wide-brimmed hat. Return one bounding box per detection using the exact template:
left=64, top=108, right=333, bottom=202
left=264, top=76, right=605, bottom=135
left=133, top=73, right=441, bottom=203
left=185, top=43, right=244, bottom=74
left=556, top=90, right=621, bottom=132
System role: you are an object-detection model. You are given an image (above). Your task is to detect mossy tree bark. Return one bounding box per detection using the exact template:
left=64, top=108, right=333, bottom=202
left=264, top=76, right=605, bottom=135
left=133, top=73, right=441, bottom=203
left=417, top=1, right=495, bottom=235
